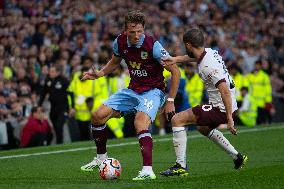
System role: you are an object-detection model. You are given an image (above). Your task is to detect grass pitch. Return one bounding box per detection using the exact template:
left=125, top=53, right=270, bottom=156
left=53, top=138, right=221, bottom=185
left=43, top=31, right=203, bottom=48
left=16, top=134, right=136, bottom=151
left=0, top=124, right=283, bottom=189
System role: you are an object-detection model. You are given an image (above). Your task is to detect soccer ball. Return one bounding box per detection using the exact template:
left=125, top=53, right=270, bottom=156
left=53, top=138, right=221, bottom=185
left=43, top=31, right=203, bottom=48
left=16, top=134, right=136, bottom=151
left=99, top=158, right=122, bottom=180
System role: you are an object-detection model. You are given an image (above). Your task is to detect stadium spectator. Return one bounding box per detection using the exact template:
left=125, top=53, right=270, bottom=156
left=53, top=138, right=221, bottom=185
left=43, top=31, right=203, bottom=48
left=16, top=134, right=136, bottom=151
left=228, top=64, right=249, bottom=107
left=236, top=86, right=258, bottom=127
left=184, top=64, right=204, bottom=107
left=0, top=94, right=9, bottom=122
left=20, top=106, right=53, bottom=148
left=67, top=65, right=109, bottom=141
left=247, top=60, right=272, bottom=124
left=38, top=64, right=70, bottom=144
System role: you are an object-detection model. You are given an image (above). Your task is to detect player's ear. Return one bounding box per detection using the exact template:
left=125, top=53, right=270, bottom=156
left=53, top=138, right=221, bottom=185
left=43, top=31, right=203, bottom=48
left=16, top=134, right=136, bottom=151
left=186, top=42, right=192, bottom=49
left=124, top=24, right=129, bottom=32
left=184, top=42, right=189, bottom=49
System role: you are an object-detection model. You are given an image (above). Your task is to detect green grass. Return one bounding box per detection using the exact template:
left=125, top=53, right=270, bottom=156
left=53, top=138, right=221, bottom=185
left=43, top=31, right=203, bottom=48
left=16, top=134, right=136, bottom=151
left=0, top=124, right=284, bottom=189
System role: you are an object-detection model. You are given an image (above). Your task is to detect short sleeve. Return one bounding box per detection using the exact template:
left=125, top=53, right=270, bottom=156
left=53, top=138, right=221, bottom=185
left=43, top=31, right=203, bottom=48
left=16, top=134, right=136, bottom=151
left=153, top=41, right=170, bottom=63
left=112, top=37, right=120, bottom=57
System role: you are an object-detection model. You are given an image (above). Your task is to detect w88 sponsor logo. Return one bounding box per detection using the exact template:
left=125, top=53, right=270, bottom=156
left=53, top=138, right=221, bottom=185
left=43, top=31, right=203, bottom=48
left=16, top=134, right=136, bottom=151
left=131, top=69, right=148, bottom=77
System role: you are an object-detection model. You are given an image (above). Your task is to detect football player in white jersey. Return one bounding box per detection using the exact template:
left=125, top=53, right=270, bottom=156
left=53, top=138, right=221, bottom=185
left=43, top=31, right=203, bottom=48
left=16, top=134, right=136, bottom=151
left=160, top=28, right=248, bottom=177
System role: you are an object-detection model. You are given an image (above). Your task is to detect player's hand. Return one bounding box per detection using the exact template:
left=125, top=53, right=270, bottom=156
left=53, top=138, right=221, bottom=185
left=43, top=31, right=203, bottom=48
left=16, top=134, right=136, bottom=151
left=161, top=56, right=177, bottom=66
left=164, top=101, right=175, bottom=122
left=81, top=66, right=100, bottom=81
left=227, top=117, right=237, bottom=135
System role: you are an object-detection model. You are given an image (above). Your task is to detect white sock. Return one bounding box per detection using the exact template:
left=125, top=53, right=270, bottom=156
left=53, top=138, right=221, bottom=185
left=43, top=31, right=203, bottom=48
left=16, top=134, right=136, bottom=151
left=97, top=152, right=108, bottom=161
left=207, top=129, right=238, bottom=160
left=159, top=128, right=166, bottom=136
left=142, top=166, right=153, bottom=173
left=172, top=127, right=187, bottom=168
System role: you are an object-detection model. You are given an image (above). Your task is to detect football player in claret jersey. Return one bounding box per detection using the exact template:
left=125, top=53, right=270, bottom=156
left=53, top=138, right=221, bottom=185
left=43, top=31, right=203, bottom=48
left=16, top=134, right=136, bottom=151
left=80, top=11, right=180, bottom=180
left=160, top=28, right=248, bottom=177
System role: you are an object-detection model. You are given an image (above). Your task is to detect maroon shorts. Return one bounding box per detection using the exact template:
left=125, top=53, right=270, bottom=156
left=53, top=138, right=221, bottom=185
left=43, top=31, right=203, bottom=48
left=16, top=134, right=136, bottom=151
left=192, top=104, right=236, bottom=128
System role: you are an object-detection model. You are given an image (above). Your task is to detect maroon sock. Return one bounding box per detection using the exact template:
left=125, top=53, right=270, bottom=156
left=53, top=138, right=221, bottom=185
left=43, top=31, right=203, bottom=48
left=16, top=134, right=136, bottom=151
left=91, top=124, right=108, bottom=154
left=138, top=130, right=153, bottom=166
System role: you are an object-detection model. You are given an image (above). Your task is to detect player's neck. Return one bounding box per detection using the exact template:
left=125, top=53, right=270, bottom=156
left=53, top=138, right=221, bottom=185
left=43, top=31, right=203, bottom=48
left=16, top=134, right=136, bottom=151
left=194, top=47, right=205, bottom=59
left=194, top=47, right=205, bottom=64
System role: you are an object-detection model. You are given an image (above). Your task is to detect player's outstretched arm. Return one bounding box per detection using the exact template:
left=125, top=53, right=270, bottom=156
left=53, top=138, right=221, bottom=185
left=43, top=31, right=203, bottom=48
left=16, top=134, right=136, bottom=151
left=164, top=63, right=180, bottom=121
left=81, top=55, right=122, bottom=81
left=217, top=82, right=237, bottom=135
left=161, top=55, right=196, bottom=66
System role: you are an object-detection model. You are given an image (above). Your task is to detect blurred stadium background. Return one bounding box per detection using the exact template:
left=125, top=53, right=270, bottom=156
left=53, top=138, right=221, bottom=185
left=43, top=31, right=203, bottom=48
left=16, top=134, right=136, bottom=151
left=0, top=0, right=284, bottom=155
left=0, top=0, right=283, bottom=188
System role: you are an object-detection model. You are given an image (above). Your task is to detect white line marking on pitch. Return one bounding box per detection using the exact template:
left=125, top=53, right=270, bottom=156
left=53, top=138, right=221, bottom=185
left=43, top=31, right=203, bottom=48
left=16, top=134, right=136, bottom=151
left=0, top=125, right=283, bottom=160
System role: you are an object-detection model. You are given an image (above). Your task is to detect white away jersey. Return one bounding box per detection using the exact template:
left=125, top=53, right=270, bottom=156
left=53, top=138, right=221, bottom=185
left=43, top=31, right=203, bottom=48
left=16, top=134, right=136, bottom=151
left=198, top=48, right=238, bottom=112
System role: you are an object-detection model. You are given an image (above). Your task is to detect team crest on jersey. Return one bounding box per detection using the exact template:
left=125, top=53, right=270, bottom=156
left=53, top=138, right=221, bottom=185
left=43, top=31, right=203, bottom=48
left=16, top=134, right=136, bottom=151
left=141, top=51, right=148, bottom=59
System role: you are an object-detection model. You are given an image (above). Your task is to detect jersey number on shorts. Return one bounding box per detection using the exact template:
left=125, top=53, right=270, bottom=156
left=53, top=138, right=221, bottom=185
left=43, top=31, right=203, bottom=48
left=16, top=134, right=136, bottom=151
left=202, top=104, right=212, bottom=111
left=144, top=99, right=154, bottom=112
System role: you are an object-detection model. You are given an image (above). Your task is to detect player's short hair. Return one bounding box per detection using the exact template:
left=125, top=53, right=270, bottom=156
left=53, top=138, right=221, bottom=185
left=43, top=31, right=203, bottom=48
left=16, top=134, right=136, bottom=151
left=183, top=28, right=204, bottom=48
left=125, top=10, right=145, bottom=28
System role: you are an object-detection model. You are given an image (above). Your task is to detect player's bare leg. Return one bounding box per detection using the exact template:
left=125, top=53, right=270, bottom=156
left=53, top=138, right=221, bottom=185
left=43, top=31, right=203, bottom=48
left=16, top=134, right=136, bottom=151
left=132, top=111, right=156, bottom=181
left=160, top=108, right=196, bottom=176
left=197, top=126, right=248, bottom=169
left=81, top=105, right=120, bottom=172
left=157, top=112, right=166, bottom=136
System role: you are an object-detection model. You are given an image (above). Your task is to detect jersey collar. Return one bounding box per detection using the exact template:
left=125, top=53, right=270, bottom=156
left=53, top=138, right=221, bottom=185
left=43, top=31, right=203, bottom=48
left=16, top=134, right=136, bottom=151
left=127, top=33, right=145, bottom=48
left=197, top=50, right=207, bottom=64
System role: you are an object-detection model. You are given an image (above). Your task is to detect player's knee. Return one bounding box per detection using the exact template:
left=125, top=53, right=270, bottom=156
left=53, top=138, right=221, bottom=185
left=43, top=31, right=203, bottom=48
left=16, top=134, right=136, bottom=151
left=171, top=114, right=179, bottom=127
left=134, top=121, right=149, bottom=133
left=92, top=111, right=107, bottom=125
left=134, top=114, right=151, bottom=133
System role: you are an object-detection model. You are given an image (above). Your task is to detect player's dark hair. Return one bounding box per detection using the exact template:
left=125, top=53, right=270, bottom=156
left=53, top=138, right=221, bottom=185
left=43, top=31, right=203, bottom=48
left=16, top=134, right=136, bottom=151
left=125, top=10, right=145, bottom=28
left=183, top=28, right=204, bottom=48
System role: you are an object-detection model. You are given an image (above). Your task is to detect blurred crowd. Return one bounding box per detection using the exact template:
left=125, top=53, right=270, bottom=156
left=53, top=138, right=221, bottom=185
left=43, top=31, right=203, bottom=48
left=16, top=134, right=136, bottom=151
left=0, top=0, right=283, bottom=149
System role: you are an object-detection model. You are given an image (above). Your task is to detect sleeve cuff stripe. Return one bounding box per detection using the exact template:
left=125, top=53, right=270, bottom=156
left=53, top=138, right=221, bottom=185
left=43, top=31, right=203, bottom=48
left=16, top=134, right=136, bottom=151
left=215, top=78, right=226, bottom=88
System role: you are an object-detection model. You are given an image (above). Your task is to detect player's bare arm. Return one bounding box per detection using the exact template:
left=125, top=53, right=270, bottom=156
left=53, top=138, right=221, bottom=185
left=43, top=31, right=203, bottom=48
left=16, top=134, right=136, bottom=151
left=81, top=55, right=122, bottom=80
left=161, top=55, right=197, bottom=66
left=217, top=82, right=237, bottom=135
left=164, top=63, right=180, bottom=121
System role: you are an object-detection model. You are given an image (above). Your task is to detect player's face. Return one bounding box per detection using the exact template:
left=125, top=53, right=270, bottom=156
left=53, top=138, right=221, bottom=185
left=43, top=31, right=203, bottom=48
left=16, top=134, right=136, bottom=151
left=125, top=23, right=144, bottom=45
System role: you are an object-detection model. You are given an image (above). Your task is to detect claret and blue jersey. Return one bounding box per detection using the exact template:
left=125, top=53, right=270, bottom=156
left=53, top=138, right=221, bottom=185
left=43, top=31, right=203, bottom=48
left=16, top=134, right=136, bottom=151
left=103, top=33, right=170, bottom=121
left=112, top=33, right=170, bottom=94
